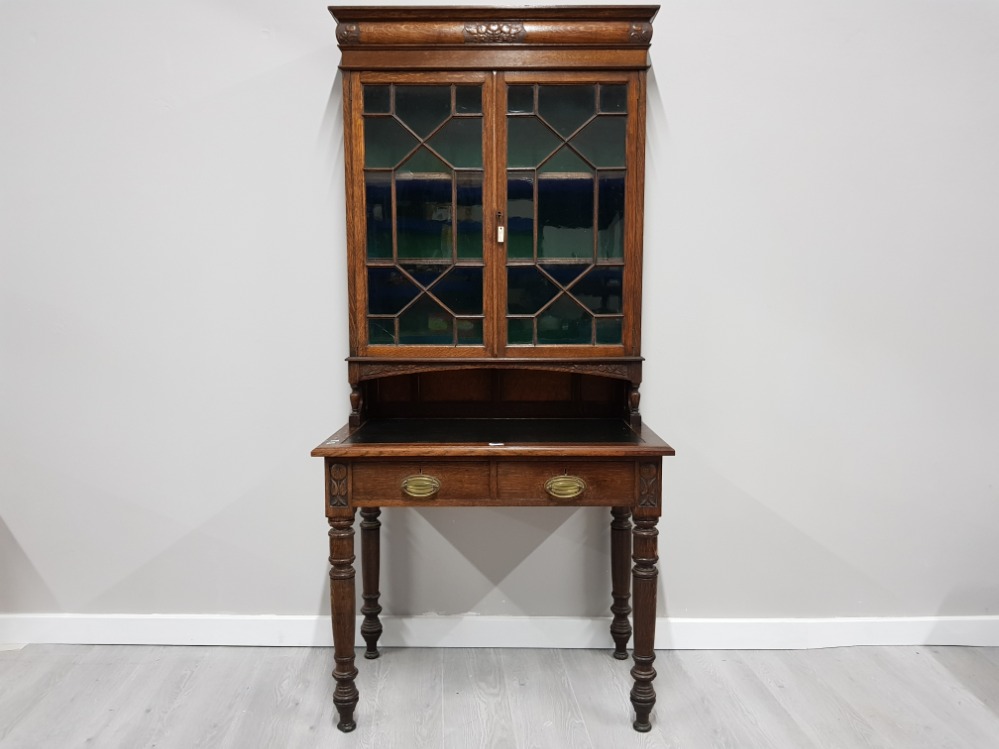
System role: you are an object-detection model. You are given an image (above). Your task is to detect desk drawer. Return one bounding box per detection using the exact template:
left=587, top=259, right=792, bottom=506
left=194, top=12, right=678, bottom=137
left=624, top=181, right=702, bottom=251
left=496, top=461, right=636, bottom=503
left=351, top=461, right=489, bottom=502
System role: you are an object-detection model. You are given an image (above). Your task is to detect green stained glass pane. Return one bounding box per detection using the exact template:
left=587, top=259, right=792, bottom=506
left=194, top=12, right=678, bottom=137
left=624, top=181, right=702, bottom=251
left=537, top=295, right=592, bottom=344
left=363, top=85, right=391, bottom=114
left=507, top=85, right=534, bottom=113
left=597, top=172, right=626, bottom=259
left=365, top=172, right=392, bottom=259
left=538, top=85, right=596, bottom=137
left=432, top=266, right=483, bottom=315
left=368, top=267, right=420, bottom=314
left=456, top=86, right=481, bottom=114
left=456, top=172, right=483, bottom=259
left=507, top=117, right=561, bottom=168
left=364, top=118, right=418, bottom=168
left=507, top=317, right=534, bottom=345
left=457, top=318, right=483, bottom=345
left=538, top=175, right=594, bottom=260
left=570, top=117, right=627, bottom=167
left=599, top=84, right=627, bottom=113
left=572, top=266, right=623, bottom=314
left=507, top=266, right=558, bottom=314
left=540, top=263, right=589, bottom=288
left=395, top=85, right=451, bottom=137
left=540, top=146, right=593, bottom=174
left=506, top=174, right=534, bottom=260
left=369, top=318, right=395, bottom=344
left=595, top=317, right=623, bottom=344
left=398, top=295, right=454, bottom=344
left=399, top=146, right=450, bottom=176
left=428, top=118, right=482, bottom=168
left=396, top=176, right=452, bottom=259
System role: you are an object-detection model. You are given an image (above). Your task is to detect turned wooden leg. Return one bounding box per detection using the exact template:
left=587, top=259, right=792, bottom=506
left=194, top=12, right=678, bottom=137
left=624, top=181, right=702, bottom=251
left=328, top=511, right=358, bottom=733
left=610, top=507, right=633, bottom=659
left=360, top=507, right=383, bottom=660
left=630, top=510, right=659, bottom=732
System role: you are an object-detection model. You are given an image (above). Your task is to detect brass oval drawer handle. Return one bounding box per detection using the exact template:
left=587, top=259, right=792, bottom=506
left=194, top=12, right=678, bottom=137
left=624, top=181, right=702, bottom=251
left=545, top=475, right=587, bottom=499
left=401, top=474, right=441, bottom=499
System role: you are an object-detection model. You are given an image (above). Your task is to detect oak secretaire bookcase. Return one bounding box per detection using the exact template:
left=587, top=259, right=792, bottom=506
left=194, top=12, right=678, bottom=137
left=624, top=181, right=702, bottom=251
left=311, top=5, right=674, bottom=733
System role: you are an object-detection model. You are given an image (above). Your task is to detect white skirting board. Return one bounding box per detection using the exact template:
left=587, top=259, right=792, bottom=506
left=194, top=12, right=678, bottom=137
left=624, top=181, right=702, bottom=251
left=2, top=614, right=999, bottom=649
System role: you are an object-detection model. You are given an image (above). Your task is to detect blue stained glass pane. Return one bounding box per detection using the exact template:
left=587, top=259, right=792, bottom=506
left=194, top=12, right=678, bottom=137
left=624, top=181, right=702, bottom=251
left=368, top=267, right=420, bottom=315
left=572, top=266, right=623, bottom=314
left=432, top=266, right=483, bottom=315
left=538, top=175, right=594, bottom=260
left=507, top=266, right=558, bottom=315
left=597, top=172, right=625, bottom=260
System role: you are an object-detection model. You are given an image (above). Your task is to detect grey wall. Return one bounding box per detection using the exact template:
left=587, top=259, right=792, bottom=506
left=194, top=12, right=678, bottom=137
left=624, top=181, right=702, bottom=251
left=2, top=0, right=998, bottom=627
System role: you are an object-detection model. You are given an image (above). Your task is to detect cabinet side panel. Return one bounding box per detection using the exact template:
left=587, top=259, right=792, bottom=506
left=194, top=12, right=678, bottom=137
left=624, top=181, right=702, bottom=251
left=344, top=72, right=368, bottom=355
left=624, top=70, right=647, bottom=356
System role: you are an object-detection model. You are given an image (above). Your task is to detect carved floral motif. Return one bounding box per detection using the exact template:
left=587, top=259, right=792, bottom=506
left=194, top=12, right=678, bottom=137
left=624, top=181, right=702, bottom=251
left=329, top=463, right=349, bottom=506
left=336, top=23, right=360, bottom=45
left=629, top=23, right=653, bottom=43
left=463, top=21, right=527, bottom=44
left=638, top=462, right=659, bottom=507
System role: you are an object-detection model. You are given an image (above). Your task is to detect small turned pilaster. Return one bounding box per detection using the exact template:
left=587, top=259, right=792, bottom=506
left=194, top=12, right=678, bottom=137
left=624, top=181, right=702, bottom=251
left=628, top=385, right=642, bottom=430
left=630, top=512, right=659, bottom=732
left=610, top=507, right=633, bottom=659
left=359, top=507, right=383, bottom=659
left=349, top=385, right=363, bottom=428
left=328, top=512, right=358, bottom=733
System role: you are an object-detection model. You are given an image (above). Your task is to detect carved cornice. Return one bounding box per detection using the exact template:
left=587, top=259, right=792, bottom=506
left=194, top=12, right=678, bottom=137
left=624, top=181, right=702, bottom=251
left=328, top=6, right=658, bottom=68
left=463, top=21, right=526, bottom=44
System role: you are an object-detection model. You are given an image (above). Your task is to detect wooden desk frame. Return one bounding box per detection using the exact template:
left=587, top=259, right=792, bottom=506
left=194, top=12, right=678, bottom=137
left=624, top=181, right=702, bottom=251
left=315, top=5, right=673, bottom=733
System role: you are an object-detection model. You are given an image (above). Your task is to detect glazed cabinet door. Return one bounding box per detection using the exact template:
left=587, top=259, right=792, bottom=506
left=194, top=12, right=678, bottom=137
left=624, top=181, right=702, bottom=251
left=498, top=71, right=644, bottom=357
left=346, top=71, right=496, bottom=357
left=345, top=70, right=645, bottom=359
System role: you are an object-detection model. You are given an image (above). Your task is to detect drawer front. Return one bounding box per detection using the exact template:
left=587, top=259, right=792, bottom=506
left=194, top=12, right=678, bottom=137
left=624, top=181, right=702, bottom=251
left=496, top=461, right=636, bottom=504
left=352, top=461, right=489, bottom=502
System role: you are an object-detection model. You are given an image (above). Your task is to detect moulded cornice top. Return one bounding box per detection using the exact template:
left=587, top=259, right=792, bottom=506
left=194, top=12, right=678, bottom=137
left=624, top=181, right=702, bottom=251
left=328, top=5, right=659, bottom=68
left=328, top=6, right=659, bottom=24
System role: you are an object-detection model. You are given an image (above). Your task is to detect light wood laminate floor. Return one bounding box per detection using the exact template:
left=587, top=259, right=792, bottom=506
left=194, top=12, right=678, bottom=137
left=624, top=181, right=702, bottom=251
left=1, top=644, right=998, bottom=748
